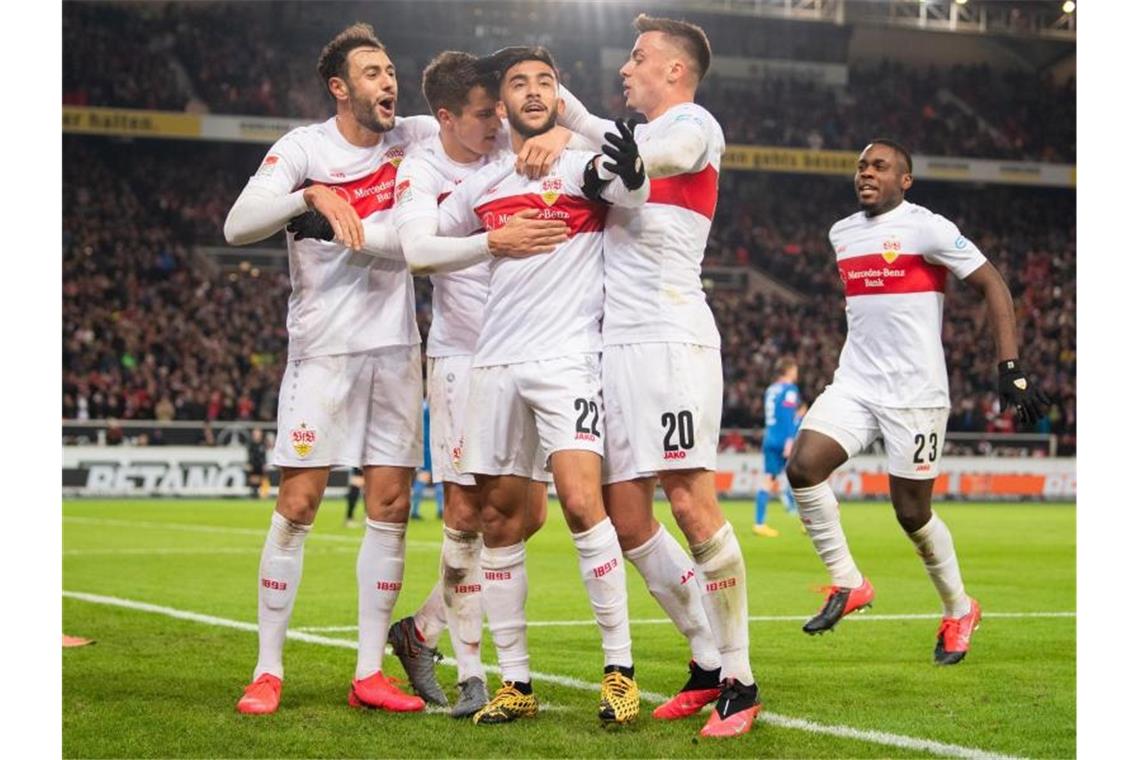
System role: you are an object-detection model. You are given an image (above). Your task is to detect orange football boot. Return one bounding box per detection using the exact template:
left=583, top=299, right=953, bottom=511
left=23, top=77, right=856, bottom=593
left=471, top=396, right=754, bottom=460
left=698, top=679, right=761, bottom=738
left=652, top=661, right=721, bottom=720
left=348, top=672, right=426, bottom=712
left=803, top=577, right=875, bottom=634
left=934, top=597, right=982, bottom=665
left=236, top=673, right=282, bottom=715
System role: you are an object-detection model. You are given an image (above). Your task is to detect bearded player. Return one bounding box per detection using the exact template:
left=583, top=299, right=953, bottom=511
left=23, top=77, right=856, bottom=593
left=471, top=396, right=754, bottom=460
left=223, top=24, right=555, bottom=716
left=383, top=50, right=561, bottom=718
left=408, top=47, right=650, bottom=726
left=557, top=15, right=760, bottom=737
left=786, top=139, right=1050, bottom=664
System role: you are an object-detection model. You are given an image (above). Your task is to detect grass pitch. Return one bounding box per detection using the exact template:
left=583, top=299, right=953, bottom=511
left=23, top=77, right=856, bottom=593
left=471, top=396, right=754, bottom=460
left=63, top=498, right=1075, bottom=758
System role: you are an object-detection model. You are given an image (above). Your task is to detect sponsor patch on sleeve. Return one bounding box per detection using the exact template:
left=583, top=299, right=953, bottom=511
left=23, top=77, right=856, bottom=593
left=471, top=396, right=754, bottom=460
left=255, top=154, right=280, bottom=178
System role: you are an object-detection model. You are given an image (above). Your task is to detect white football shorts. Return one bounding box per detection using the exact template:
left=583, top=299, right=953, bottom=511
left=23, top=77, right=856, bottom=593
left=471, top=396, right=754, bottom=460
left=800, top=383, right=950, bottom=480
left=602, top=342, right=722, bottom=485
left=272, top=345, right=423, bottom=469
left=459, top=353, right=604, bottom=479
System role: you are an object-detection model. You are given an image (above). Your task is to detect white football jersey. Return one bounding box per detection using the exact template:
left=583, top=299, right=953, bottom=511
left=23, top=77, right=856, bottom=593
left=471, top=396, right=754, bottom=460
left=438, top=150, right=608, bottom=367
left=393, top=136, right=493, bottom=358
left=602, top=102, right=724, bottom=348
left=240, top=115, right=438, bottom=360
left=828, top=200, right=988, bottom=408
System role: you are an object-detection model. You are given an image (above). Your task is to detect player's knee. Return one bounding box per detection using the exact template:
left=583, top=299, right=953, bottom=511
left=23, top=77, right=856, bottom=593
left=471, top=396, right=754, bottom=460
left=893, top=502, right=931, bottom=534
left=443, top=486, right=481, bottom=533
left=523, top=491, right=548, bottom=540
left=611, top=511, right=656, bottom=553
left=275, top=492, right=319, bottom=524
left=367, top=488, right=411, bottom=523
left=558, top=489, right=596, bottom=529
left=785, top=456, right=820, bottom=490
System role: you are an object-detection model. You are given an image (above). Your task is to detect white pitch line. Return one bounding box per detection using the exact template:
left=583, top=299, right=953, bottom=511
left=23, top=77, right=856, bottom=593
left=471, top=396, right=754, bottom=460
left=294, top=610, right=1075, bottom=633
left=63, top=590, right=1028, bottom=760
left=62, top=516, right=439, bottom=550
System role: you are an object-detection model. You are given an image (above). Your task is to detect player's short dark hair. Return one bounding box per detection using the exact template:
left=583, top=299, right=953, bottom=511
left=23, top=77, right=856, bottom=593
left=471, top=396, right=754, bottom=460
left=317, top=22, right=387, bottom=95
left=633, top=13, right=712, bottom=81
left=867, top=137, right=913, bottom=174
left=422, top=51, right=482, bottom=116
left=478, top=45, right=559, bottom=92
left=776, top=355, right=798, bottom=376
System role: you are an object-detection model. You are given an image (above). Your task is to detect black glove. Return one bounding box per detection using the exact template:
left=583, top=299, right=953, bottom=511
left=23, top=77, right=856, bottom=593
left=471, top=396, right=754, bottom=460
left=997, top=359, right=1050, bottom=425
left=600, top=118, right=645, bottom=191
left=286, top=210, right=334, bottom=242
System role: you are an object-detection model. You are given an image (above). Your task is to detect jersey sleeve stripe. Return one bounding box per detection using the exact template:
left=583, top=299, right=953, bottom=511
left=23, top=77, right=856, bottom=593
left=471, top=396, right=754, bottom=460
left=647, top=164, right=718, bottom=220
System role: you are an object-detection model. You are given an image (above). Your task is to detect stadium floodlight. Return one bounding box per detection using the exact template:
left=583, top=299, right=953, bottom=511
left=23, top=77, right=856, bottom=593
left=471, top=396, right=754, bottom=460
left=1061, top=1, right=1075, bottom=13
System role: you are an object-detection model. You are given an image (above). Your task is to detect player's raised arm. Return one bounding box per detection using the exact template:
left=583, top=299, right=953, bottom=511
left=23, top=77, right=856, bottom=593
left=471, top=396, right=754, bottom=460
left=557, top=85, right=612, bottom=150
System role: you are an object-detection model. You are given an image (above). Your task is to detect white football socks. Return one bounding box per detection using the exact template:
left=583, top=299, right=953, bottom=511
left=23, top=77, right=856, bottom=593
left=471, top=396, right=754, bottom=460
left=793, top=481, right=864, bottom=588
left=481, top=541, right=530, bottom=683
left=355, top=519, right=407, bottom=680
left=440, top=527, right=485, bottom=683
left=254, top=511, right=312, bottom=680
left=572, top=518, right=633, bottom=669
left=413, top=581, right=447, bottom=649
left=908, top=513, right=971, bottom=618
left=625, top=525, right=720, bottom=672
left=691, top=522, right=754, bottom=686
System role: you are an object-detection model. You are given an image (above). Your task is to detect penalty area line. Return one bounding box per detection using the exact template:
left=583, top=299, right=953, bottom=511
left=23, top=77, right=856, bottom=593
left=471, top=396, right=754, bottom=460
left=63, top=590, right=1025, bottom=760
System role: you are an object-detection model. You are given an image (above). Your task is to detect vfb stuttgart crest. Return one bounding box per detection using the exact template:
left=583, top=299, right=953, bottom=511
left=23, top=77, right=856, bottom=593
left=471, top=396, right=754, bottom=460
left=540, top=177, right=563, bottom=206
left=881, top=235, right=902, bottom=264
left=290, top=423, right=317, bottom=458
left=384, top=146, right=405, bottom=168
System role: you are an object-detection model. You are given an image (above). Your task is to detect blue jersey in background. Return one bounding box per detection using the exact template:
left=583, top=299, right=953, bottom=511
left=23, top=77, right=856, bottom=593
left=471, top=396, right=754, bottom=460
left=763, top=381, right=800, bottom=454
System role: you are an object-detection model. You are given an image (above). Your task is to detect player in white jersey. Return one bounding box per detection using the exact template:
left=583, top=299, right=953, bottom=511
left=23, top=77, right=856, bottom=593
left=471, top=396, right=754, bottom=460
left=786, top=139, right=1050, bottom=665
left=409, top=47, right=649, bottom=726
left=221, top=23, right=462, bottom=717
left=556, top=16, right=759, bottom=738
left=381, top=51, right=562, bottom=718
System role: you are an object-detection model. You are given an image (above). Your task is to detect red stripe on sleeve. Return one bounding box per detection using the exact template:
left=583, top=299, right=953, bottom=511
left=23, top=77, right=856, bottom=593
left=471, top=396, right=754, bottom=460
left=647, top=164, right=718, bottom=220
left=838, top=253, right=948, bottom=297
left=474, top=193, right=607, bottom=235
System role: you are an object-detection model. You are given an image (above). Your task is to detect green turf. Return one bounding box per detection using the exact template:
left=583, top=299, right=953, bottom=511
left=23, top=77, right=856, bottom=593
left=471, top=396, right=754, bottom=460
left=63, top=498, right=1075, bottom=758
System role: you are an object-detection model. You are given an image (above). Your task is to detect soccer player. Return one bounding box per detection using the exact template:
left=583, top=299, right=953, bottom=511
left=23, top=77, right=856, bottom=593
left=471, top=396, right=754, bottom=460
left=222, top=24, right=558, bottom=716
left=245, top=428, right=268, bottom=500
left=753, top=357, right=801, bottom=537
left=786, top=138, right=1050, bottom=664
left=411, top=47, right=649, bottom=726
left=558, top=15, right=761, bottom=737
left=384, top=50, right=560, bottom=718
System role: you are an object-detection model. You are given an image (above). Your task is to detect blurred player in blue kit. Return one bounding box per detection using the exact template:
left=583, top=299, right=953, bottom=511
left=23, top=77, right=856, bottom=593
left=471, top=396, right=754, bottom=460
left=753, top=357, right=800, bottom=537
left=410, top=399, right=443, bottom=520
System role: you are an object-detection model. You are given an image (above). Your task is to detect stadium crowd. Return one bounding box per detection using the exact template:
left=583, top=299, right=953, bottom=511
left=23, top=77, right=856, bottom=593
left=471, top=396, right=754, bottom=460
left=63, top=1, right=1074, bottom=163
left=62, top=137, right=1076, bottom=454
